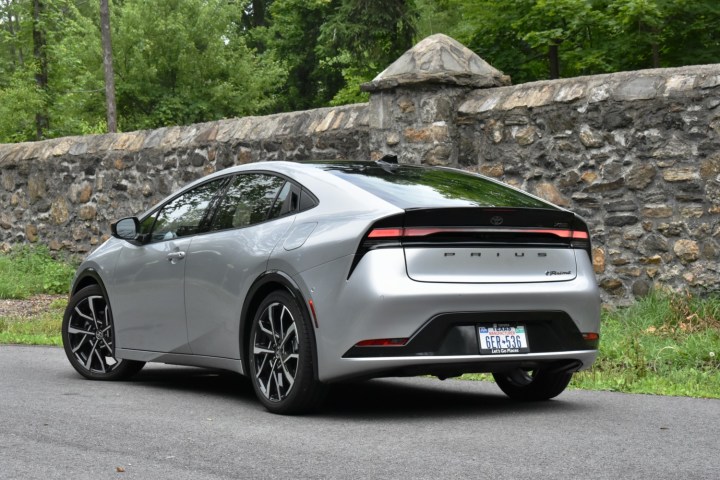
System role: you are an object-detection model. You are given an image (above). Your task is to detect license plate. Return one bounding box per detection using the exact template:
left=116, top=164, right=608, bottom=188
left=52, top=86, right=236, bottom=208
left=478, top=324, right=530, bottom=354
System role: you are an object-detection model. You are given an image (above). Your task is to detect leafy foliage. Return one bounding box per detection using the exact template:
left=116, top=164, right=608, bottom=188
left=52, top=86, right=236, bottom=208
left=112, top=0, right=285, bottom=130
left=0, top=0, right=286, bottom=141
left=445, top=0, right=720, bottom=82
left=0, top=246, right=76, bottom=299
left=1, top=0, right=720, bottom=141
left=318, top=0, right=418, bottom=104
left=251, top=0, right=339, bottom=111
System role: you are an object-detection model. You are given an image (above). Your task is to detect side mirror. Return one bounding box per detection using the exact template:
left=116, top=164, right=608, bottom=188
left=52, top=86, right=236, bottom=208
left=111, top=217, right=140, bottom=242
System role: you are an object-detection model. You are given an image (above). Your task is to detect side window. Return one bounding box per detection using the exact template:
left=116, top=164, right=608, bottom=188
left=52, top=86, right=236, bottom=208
left=211, top=174, right=285, bottom=231
left=299, top=188, right=318, bottom=211
left=268, top=182, right=297, bottom=219
left=150, top=179, right=225, bottom=242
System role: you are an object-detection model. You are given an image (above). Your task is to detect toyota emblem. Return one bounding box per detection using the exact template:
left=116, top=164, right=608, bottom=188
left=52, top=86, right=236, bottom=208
left=490, top=216, right=504, bottom=226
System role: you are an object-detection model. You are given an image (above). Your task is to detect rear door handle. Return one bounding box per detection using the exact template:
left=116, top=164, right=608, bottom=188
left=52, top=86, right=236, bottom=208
left=167, top=251, right=186, bottom=262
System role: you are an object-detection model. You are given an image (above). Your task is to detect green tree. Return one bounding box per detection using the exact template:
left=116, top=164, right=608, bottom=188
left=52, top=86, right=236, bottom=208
left=606, top=0, right=720, bottom=70
left=443, top=0, right=611, bottom=81
left=430, top=0, right=720, bottom=83
left=112, top=0, right=285, bottom=130
left=318, top=0, right=418, bottom=104
left=0, top=0, right=287, bottom=141
left=0, top=0, right=78, bottom=141
left=254, top=0, right=339, bottom=111
left=255, top=0, right=417, bottom=110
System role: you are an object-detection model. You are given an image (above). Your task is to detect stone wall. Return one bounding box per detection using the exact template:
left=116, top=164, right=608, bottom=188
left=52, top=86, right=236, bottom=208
left=1, top=34, right=719, bottom=304
left=0, top=105, right=368, bottom=252
left=454, top=66, right=720, bottom=302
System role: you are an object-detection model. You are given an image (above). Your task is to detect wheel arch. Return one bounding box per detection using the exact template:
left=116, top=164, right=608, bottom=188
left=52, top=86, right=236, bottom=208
left=71, top=268, right=108, bottom=298
left=240, top=271, right=320, bottom=381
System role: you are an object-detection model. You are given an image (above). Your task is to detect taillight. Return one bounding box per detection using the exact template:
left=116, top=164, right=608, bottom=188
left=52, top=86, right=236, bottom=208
left=367, top=228, right=404, bottom=239
left=348, top=218, right=405, bottom=279
left=368, top=226, right=590, bottom=240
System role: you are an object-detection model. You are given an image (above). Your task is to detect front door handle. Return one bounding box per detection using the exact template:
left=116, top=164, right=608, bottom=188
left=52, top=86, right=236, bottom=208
left=167, top=251, right=186, bottom=263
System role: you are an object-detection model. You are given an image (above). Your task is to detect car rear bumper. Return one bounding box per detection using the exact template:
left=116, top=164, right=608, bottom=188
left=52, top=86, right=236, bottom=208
left=296, top=249, right=601, bottom=382
left=331, top=351, right=598, bottom=382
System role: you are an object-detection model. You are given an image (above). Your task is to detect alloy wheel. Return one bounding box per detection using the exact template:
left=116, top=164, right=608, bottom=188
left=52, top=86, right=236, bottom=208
left=252, top=301, right=300, bottom=402
left=66, top=294, right=122, bottom=374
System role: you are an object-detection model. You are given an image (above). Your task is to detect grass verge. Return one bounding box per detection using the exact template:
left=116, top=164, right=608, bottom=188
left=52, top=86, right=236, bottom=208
left=571, top=289, right=719, bottom=398
left=463, top=289, right=720, bottom=399
left=0, top=298, right=65, bottom=346
left=0, top=245, right=73, bottom=345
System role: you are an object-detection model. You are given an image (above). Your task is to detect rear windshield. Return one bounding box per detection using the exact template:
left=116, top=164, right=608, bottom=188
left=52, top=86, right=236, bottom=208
left=314, top=163, right=555, bottom=209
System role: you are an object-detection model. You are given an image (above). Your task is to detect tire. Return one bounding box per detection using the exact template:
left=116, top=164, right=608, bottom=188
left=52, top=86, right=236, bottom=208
left=493, top=367, right=573, bottom=401
left=248, top=290, right=326, bottom=414
left=62, top=285, right=145, bottom=381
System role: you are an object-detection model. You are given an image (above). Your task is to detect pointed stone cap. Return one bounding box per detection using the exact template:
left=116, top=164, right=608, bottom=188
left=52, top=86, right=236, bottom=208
left=361, top=34, right=510, bottom=92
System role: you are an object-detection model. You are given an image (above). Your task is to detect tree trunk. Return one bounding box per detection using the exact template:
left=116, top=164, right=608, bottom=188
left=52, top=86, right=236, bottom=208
left=252, top=0, right=266, bottom=27
left=651, top=26, right=660, bottom=68
left=651, top=43, right=660, bottom=68
left=100, top=0, right=117, bottom=133
left=11, top=4, right=24, bottom=65
left=32, top=0, right=49, bottom=140
left=548, top=44, right=560, bottom=79
left=2, top=2, right=19, bottom=66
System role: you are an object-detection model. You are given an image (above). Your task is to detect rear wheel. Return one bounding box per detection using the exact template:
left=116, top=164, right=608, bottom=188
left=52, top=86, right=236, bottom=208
left=493, top=367, right=573, bottom=401
left=248, top=290, right=326, bottom=414
left=62, top=285, right=145, bottom=381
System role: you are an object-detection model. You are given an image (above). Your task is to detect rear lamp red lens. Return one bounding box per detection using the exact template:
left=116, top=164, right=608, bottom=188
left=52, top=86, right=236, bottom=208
left=582, top=332, right=599, bottom=341
left=354, top=338, right=408, bottom=347
left=367, top=228, right=404, bottom=238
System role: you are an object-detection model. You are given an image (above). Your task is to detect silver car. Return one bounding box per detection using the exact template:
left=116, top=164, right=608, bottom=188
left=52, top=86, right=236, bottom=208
left=62, top=159, right=601, bottom=414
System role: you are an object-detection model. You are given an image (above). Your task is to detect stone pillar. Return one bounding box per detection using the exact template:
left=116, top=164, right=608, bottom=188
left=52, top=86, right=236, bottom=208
left=361, top=34, right=510, bottom=166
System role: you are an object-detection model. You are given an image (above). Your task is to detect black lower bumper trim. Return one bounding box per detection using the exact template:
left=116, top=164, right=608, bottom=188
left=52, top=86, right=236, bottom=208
left=343, top=311, right=594, bottom=358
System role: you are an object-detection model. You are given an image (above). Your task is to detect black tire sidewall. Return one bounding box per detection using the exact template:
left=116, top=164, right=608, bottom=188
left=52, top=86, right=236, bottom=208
left=493, top=368, right=573, bottom=401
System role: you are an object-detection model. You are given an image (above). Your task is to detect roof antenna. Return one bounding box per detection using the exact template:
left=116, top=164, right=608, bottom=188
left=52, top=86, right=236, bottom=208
left=377, top=154, right=398, bottom=164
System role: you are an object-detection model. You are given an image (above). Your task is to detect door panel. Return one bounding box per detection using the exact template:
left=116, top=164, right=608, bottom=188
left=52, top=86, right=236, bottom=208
left=184, top=216, right=295, bottom=358
left=110, top=177, right=226, bottom=353
left=112, top=238, right=193, bottom=353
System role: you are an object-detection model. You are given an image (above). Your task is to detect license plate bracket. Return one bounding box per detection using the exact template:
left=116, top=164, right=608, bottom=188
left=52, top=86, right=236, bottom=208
left=478, top=324, right=530, bottom=354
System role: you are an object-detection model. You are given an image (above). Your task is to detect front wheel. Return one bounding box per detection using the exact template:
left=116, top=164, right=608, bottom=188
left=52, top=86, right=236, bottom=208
left=62, top=285, right=145, bottom=381
left=493, top=367, right=573, bottom=401
left=248, top=290, right=326, bottom=414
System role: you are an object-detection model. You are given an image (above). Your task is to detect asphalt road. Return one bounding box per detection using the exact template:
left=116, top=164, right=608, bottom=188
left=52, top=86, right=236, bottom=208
left=1, top=346, right=718, bottom=480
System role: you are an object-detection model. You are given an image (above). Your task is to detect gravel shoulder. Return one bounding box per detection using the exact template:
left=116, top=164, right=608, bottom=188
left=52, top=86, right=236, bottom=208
left=0, top=294, right=67, bottom=319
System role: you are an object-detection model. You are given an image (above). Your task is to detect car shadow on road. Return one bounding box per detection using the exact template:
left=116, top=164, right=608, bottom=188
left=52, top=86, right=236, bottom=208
left=125, top=365, right=591, bottom=419
left=128, top=365, right=257, bottom=402
left=320, top=379, right=590, bottom=419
